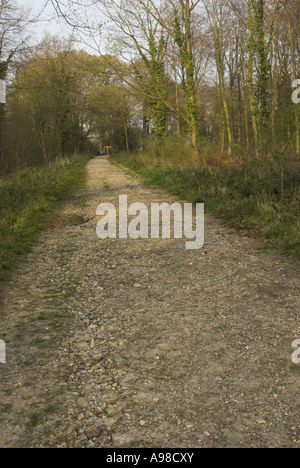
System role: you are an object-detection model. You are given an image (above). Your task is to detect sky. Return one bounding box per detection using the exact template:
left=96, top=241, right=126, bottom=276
left=17, top=0, right=66, bottom=40
left=17, top=0, right=109, bottom=54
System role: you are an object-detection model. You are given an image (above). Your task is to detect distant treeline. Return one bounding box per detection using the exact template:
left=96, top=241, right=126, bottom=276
left=0, top=0, right=300, bottom=173
left=0, top=39, right=142, bottom=173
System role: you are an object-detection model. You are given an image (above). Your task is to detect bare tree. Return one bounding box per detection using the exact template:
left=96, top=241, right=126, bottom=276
left=0, top=0, right=31, bottom=159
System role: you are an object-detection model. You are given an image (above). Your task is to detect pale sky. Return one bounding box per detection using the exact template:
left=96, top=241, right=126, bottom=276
left=17, top=0, right=108, bottom=53
left=18, top=0, right=67, bottom=40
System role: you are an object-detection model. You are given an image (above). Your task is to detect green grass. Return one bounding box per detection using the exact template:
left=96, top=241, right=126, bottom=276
left=111, top=151, right=300, bottom=259
left=0, top=154, right=91, bottom=284
left=28, top=412, right=42, bottom=428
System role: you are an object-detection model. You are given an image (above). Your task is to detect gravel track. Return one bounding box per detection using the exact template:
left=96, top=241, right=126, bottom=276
left=0, top=156, right=299, bottom=448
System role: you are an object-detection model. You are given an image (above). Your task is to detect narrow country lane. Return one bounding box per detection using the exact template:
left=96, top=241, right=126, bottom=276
left=0, top=157, right=299, bottom=448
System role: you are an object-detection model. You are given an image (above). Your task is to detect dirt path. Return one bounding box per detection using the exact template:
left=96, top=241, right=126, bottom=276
left=0, top=156, right=299, bottom=448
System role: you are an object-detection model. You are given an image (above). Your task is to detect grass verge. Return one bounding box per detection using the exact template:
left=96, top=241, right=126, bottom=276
left=111, top=151, right=300, bottom=259
left=0, top=154, right=91, bottom=284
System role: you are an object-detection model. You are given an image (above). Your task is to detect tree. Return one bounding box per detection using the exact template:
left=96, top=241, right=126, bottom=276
left=50, top=0, right=299, bottom=159
left=0, top=0, right=30, bottom=161
left=85, top=54, right=138, bottom=152
left=100, top=0, right=170, bottom=141
left=136, top=0, right=202, bottom=147
left=284, top=0, right=300, bottom=155
left=203, top=0, right=233, bottom=156
left=2, top=38, right=105, bottom=170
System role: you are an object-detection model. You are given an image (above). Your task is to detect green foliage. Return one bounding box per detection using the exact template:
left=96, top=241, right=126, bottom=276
left=0, top=154, right=90, bottom=283
left=133, top=32, right=169, bottom=141
left=86, top=55, right=138, bottom=151
left=135, top=136, right=195, bottom=167
left=1, top=44, right=132, bottom=172
left=111, top=151, right=300, bottom=259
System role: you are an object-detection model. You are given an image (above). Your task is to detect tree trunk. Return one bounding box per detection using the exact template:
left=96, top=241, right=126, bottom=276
left=248, top=0, right=259, bottom=157
left=124, top=121, right=130, bottom=153
left=289, top=20, right=300, bottom=156
left=0, top=60, right=9, bottom=162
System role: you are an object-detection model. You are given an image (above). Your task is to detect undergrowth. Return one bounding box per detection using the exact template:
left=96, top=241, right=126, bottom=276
left=0, top=154, right=91, bottom=284
left=111, top=148, right=300, bottom=259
